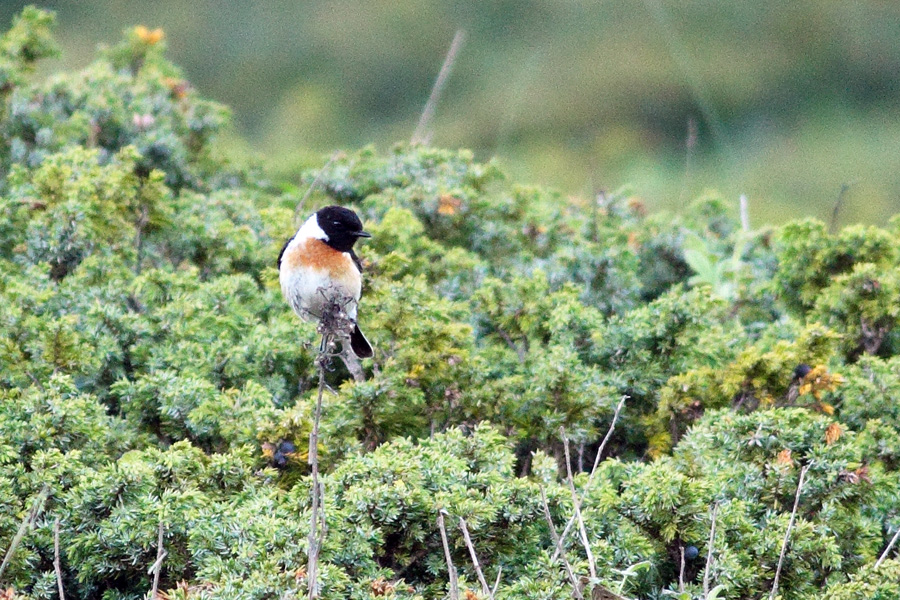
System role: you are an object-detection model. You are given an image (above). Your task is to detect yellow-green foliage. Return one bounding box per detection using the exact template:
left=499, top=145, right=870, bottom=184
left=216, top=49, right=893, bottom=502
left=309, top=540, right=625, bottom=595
left=2, top=9, right=900, bottom=600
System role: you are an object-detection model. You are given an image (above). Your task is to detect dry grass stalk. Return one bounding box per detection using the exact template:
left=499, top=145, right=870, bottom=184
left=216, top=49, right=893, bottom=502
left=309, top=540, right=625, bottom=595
left=411, top=30, right=466, bottom=145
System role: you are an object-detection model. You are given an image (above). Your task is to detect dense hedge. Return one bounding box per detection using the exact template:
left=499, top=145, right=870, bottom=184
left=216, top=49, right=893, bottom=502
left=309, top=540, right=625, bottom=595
left=1, top=8, right=899, bottom=600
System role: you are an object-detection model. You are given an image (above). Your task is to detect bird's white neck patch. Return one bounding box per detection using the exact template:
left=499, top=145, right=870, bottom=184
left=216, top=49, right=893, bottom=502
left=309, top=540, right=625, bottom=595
left=298, top=213, right=328, bottom=241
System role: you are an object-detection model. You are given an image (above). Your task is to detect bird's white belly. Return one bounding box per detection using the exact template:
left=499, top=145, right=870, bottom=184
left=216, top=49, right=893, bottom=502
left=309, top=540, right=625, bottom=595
left=280, top=264, right=360, bottom=321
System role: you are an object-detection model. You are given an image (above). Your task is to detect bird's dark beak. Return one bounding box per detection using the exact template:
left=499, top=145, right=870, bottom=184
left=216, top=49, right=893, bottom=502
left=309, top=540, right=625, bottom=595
left=356, top=231, right=371, bottom=238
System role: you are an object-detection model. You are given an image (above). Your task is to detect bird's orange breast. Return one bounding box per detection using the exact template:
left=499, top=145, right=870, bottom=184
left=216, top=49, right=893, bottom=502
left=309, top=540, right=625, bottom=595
left=282, top=237, right=358, bottom=284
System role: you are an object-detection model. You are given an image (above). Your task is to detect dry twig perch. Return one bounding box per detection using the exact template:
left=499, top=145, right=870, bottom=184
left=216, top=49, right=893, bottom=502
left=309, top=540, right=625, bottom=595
left=306, top=294, right=364, bottom=598
left=306, top=333, right=329, bottom=599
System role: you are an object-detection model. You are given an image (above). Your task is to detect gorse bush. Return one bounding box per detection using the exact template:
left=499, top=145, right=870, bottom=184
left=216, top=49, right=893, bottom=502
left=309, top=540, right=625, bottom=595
left=1, top=8, right=900, bottom=600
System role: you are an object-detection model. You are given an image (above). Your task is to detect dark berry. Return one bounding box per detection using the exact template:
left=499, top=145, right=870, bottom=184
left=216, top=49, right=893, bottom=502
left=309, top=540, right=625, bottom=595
left=684, top=545, right=699, bottom=560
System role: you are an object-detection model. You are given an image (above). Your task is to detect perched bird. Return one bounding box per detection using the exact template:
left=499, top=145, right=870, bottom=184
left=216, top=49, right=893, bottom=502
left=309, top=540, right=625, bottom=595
left=278, top=205, right=373, bottom=358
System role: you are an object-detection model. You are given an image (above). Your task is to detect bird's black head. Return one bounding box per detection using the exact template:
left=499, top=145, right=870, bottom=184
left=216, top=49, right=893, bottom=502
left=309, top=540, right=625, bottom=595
left=316, top=205, right=371, bottom=252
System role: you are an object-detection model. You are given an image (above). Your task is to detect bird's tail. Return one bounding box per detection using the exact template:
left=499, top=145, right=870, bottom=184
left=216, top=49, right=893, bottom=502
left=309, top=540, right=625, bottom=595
left=350, top=324, right=373, bottom=358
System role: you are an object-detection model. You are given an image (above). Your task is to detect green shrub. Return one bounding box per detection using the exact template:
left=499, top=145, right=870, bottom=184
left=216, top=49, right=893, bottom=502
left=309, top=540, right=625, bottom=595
left=1, top=8, right=900, bottom=600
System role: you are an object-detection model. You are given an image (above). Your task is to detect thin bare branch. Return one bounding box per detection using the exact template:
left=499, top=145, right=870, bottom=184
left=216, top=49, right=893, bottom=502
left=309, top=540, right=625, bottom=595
left=561, top=429, right=597, bottom=580
left=703, top=502, right=719, bottom=599
left=0, top=484, right=50, bottom=582
left=552, top=397, right=627, bottom=564
left=437, top=509, right=459, bottom=600
left=148, top=520, right=167, bottom=599
left=318, top=480, right=328, bottom=538
left=769, top=464, right=811, bottom=600
left=589, top=396, right=628, bottom=483
left=495, top=327, right=526, bottom=363
left=54, top=518, right=65, bottom=600
left=458, top=517, right=494, bottom=600
left=411, top=30, right=466, bottom=145
left=539, top=486, right=584, bottom=600
left=491, top=566, right=502, bottom=598
left=875, top=523, right=900, bottom=568
left=678, top=546, right=685, bottom=593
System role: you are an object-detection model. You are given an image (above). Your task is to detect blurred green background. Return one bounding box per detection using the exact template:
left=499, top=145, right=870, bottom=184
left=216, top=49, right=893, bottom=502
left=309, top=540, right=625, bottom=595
left=3, top=0, right=900, bottom=224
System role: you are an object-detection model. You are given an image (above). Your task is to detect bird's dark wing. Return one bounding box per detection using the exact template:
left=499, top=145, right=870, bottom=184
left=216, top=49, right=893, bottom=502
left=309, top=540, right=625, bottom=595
left=277, top=235, right=294, bottom=269
left=349, top=248, right=363, bottom=272
left=350, top=324, right=373, bottom=358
